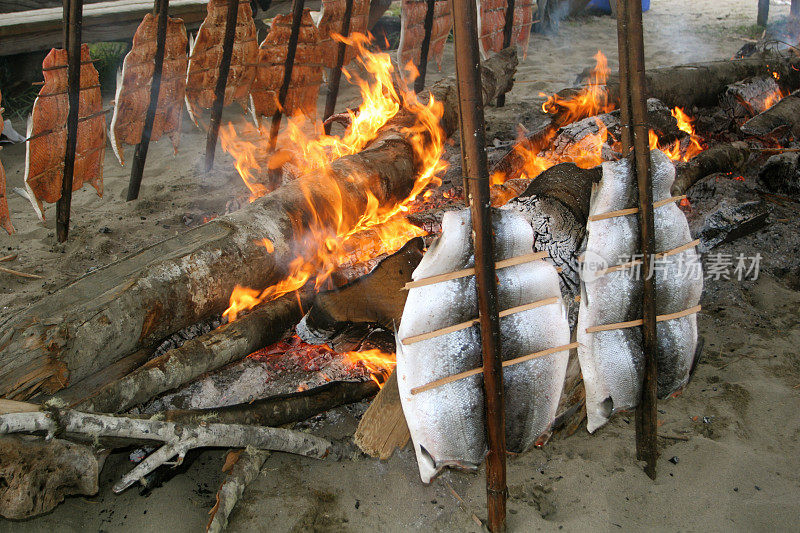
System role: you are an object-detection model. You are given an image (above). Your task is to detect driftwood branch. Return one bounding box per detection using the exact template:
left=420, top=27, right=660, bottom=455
left=207, top=448, right=270, bottom=533
left=0, top=408, right=351, bottom=494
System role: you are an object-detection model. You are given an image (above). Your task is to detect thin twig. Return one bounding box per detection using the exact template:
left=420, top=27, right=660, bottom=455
left=0, top=266, right=43, bottom=279
left=444, top=480, right=485, bottom=529
left=0, top=254, right=18, bottom=262
left=657, top=433, right=690, bottom=441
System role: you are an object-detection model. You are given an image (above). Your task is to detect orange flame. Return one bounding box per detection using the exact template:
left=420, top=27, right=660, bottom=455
left=222, top=33, right=444, bottom=320
left=648, top=107, right=705, bottom=162
left=541, top=51, right=614, bottom=124
left=344, top=348, right=397, bottom=387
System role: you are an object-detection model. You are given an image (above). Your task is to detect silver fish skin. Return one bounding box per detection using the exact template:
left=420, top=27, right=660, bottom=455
left=397, top=208, right=569, bottom=483
left=578, top=150, right=703, bottom=432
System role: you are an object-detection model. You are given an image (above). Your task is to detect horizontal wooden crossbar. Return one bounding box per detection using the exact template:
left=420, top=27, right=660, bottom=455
left=410, top=341, right=580, bottom=395
left=588, top=195, right=687, bottom=222
left=403, top=251, right=549, bottom=291
left=596, top=239, right=701, bottom=276
left=584, top=304, right=702, bottom=333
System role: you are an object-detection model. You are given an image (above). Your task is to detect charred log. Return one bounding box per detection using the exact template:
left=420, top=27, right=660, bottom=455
left=671, top=142, right=751, bottom=196
left=720, top=76, right=782, bottom=122
left=0, top=49, right=519, bottom=400
left=759, top=152, right=800, bottom=196
left=741, top=89, right=800, bottom=139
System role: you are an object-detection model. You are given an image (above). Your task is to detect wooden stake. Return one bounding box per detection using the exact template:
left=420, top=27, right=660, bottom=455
left=793, top=0, right=800, bottom=18
left=496, top=0, right=515, bottom=107
left=56, top=0, right=83, bottom=242
left=617, top=0, right=659, bottom=480
left=757, top=0, right=769, bottom=26
left=204, top=0, right=240, bottom=172
left=413, top=0, right=437, bottom=93
left=322, top=0, right=354, bottom=134
left=267, top=0, right=306, bottom=151
left=127, top=0, right=170, bottom=201
left=451, top=0, right=506, bottom=529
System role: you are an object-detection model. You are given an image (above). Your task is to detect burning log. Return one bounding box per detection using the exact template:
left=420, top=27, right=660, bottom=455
left=0, top=48, right=519, bottom=400
left=720, top=76, right=783, bottom=122
left=759, top=152, right=800, bottom=196
left=671, top=142, right=750, bottom=196
left=207, top=448, right=270, bottom=533
left=0, top=435, right=102, bottom=520
left=68, top=293, right=309, bottom=414
left=0, top=408, right=352, bottom=494
left=741, top=89, right=800, bottom=139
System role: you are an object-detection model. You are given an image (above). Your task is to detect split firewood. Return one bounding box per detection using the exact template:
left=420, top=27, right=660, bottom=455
left=0, top=48, right=518, bottom=401
left=297, top=237, right=424, bottom=344
left=0, top=408, right=351, bottom=494
left=720, top=76, right=782, bottom=123
left=741, top=89, right=800, bottom=139
left=671, top=142, right=751, bottom=196
left=250, top=9, right=324, bottom=123
left=185, top=0, right=259, bottom=125
left=353, top=370, right=410, bottom=459
left=207, top=448, right=270, bottom=533
left=0, top=435, right=103, bottom=520
left=71, top=292, right=310, bottom=414
left=0, top=91, right=12, bottom=235
left=24, top=45, right=105, bottom=218
left=110, top=13, right=189, bottom=165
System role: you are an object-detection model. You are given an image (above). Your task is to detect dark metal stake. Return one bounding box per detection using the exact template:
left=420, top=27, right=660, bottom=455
left=204, top=0, right=240, bottom=172
left=268, top=0, right=306, bottom=151
left=496, top=0, right=515, bottom=107
left=322, top=0, right=354, bottom=134
left=56, top=0, right=83, bottom=242
left=127, top=0, right=170, bottom=201
left=617, top=0, right=658, bottom=480
left=413, top=0, right=437, bottom=94
left=451, top=0, right=506, bottom=530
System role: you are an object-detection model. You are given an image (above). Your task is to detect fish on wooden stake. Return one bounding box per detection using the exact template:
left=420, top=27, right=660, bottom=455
left=110, top=13, right=189, bottom=165
left=397, top=0, right=452, bottom=72
left=477, top=0, right=536, bottom=60
left=249, top=9, right=325, bottom=124
left=315, top=0, right=371, bottom=69
left=24, top=46, right=105, bottom=220
left=396, top=208, right=570, bottom=483
left=0, top=90, right=12, bottom=235
left=577, top=150, right=702, bottom=433
left=185, top=0, right=258, bottom=126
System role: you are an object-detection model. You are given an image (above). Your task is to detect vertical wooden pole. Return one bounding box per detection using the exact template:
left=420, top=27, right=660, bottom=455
left=322, top=0, right=354, bottom=134
left=496, top=0, right=515, bottom=107
left=56, top=0, right=83, bottom=242
left=204, top=0, right=240, bottom=172
left=792, top=0, right=800, bottom=18
left=617, top=0, right=658, bottom=480
left=451, top=0, right=506, bottom=530
left=413, top=0, right=437, bottom=93
left=757, top=0, right=769, bottom=27
left=127, top=0, right=170, bottom=201
left=615, top=0, right=631, bottom=154
left=268, top=0, right=306, bottom=151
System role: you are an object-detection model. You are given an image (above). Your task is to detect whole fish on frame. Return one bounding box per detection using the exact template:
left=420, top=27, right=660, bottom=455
left=397, top=208, right=570, bottom=483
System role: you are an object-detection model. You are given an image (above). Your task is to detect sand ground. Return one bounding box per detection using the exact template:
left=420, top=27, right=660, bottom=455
left=2, top=0, right=800, bottom=531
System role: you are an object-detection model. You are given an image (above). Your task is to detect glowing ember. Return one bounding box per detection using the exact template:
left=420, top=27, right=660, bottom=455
left=222, top=33, right=444, bottom=320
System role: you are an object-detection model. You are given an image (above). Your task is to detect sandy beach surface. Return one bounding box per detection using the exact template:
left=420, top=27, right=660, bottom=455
left=2, top=0, right=800, bottom=531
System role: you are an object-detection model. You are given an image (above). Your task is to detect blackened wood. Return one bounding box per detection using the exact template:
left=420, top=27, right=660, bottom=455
left=757, top=0, right=769, bottom=26
left=204, top=0, right=240, bottom=172
left=322, top=0, right=354, bottom=134
left=793, top=0, right=799, bottom=18
left=741, top=89, right=800, bottom=138
left=55, top=0, right=82, bottom=242
left=127, top=0, right=170, bottom=201
left=413, top=0, right=437, bottom=94
left=672, top=142, right=750, bottom=196
left=268, top=0, right=306, bottom=151
left=621, top=0, right=658, bottom=480
left=451, top=0, right=506, bottom=529
left=496, top=0, right=515, bottom=107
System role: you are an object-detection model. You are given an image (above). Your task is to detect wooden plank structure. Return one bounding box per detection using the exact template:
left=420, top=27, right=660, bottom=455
left=55, top=0, right=83, bottom=242
left=0, top=0, right=207, bottom=56
left=615, top=0, right=659, bottom=479
left=451, top=0, right=507, bottom=530
left=127, top=0, right=171, bottom=200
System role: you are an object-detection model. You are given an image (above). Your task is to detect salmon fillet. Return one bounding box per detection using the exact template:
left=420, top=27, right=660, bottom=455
left=0, top=89, right=13, bottom=235
left=110, top=13, right=189, bottom=166
left=478, top=0, right=535, bottom=60
left=397, top=0, right=452, bottom=72
left=185, top=0, right=259, bottom=126
left=250, top=9, right=324, bottom=122
left=316, top=0, right=370, bottom=69
left=24, top=45, right=105, bottom=218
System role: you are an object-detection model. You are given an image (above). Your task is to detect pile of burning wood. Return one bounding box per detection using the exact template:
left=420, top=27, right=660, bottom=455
left=2, top=26, right=800, bottom=524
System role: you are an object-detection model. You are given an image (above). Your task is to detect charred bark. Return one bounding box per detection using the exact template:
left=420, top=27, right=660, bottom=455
left=741, top=89, right=800, bottom=139
left=671, top=142, right=751, bottom=196
left=0, top=49, right=519, bottom=400
left=720, top=76, right=781, bottom=122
